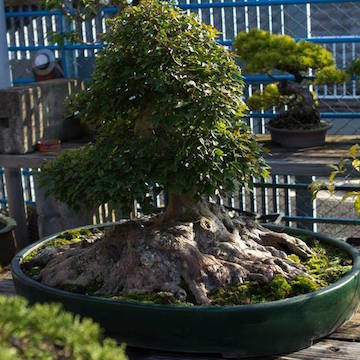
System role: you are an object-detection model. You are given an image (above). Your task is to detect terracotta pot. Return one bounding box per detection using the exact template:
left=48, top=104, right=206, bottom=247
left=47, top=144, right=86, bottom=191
left=37, top=139, right=61, bottom=152
left=269, top=121, right=332, bottom=148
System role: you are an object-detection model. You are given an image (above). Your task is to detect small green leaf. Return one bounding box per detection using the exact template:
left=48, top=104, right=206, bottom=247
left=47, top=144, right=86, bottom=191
left=215, top=148, right=224, bottom=156
left=355, top=195, right=360, bottom=215
left=353, top=159, right=360, bottom=171
left=349, top=144, right=360, bottom=159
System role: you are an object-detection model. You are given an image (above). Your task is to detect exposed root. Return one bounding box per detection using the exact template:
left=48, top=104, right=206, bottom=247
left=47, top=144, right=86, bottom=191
left=35, top=201, right=314, bottom=305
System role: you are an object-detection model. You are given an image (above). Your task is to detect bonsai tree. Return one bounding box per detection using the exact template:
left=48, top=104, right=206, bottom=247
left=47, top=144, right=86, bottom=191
left=37, top=0, right=316, bottom=305
left=234, top=29, right=348, bottom=130
left=0, top=295, right=127, bottom=359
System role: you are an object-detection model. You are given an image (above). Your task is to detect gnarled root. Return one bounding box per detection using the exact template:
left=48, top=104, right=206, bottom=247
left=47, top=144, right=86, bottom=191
left=36, top=201, right=314, bottom=305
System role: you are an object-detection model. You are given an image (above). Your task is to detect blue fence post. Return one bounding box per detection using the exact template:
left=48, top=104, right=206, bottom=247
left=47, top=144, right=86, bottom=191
left=0, top=0, right=10, bottom=88
left=59, top=12, right=69, bottom=78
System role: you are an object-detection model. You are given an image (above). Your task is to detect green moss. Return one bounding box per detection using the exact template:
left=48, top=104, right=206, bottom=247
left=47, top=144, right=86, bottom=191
left=24, top=266, right=41, bottom=278
left=289, top=275, right=319, bottom=296
left=288, top=254, right=301, bottom=263
left=209, top=283, right=253, bottom=305
left=307, top=256, right=328, bottom=271
left=302, top=240, right=352, bottom=286
left=316, top=265, right=352, bottom=284
left=209, top=274, right=320, bottom=306
left=21, top=248, right=40, bottom=266
left=207, top=238, right=351, bottom=306
left=61, top=228, right=93, bottom=240
left=21, top=228, right=103, bottom=281
left=268, top=275, right=292, bottom=300
left=21, top=228, right=101, bottom=266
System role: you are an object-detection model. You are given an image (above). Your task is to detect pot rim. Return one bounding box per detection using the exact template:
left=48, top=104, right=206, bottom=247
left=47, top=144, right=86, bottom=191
left=0, top=214, right=17, bottom=235
left=268, top=120, right=332, bottom=134
left=11, top=222, right=360, bottom=312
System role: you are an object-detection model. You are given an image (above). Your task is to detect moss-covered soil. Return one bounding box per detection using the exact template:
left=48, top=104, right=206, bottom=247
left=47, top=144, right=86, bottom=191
left=21, top=228, right=95, bottom=278
left=21, top=229, right=353, bottom=306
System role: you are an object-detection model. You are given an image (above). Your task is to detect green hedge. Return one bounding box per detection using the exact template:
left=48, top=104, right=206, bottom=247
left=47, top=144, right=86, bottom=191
left=0, top=296, right=127, bottom=360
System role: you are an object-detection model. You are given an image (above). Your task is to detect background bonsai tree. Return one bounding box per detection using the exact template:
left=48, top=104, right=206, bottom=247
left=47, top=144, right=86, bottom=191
left=235, top=29, right=348, bottom=130
left=37, top=0, right=316, bottom=305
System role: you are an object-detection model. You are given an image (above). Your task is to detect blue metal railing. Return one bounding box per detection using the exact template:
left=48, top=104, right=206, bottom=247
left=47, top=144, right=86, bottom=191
left=0, top=169, right=35, bottom=206
left=6, top=1, right=360, bottom=84
left=179, top=0, right=359, bottom=8
left=249, top=112, right=360, bottom=119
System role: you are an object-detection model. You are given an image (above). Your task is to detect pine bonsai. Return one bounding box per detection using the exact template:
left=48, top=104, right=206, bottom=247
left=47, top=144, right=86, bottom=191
left=235, top=29, right=348, bottom=130
left=37, top=1, right=317, bottom=305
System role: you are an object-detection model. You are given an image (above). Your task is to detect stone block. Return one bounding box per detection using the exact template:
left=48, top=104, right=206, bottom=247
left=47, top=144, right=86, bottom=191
left=0, top=79, right=85, bottom=154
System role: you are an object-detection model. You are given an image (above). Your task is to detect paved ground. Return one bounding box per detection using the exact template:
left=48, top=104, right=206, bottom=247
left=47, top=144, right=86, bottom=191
left=0, top=267, right=16, bottom=296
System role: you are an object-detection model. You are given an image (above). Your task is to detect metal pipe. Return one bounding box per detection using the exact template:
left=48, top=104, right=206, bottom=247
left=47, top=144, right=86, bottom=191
left=249, top=111, right=360, bottom=119
left=179, top=0, right=358, bottom=10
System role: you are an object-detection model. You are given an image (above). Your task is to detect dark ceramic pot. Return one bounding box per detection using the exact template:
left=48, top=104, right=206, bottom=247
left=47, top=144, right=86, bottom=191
left=11, top=224, right=360, bottom=358
left=0, top=214, right=16, bottom=266
left=269, top=121, right=332, bottom=148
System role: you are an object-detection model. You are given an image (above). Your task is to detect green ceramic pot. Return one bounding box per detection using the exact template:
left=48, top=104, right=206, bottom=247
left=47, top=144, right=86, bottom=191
left=0, top=214, right=16, bottom=266
left=11, top=224, right=360, bottom=358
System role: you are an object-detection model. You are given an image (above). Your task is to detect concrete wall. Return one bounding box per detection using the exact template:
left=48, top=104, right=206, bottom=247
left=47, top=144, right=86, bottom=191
left=0, top=78, right=85, bottom=153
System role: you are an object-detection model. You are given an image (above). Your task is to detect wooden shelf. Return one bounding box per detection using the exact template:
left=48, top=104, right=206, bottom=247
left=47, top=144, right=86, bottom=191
left=259, top=134, right=360, bottom=176
left=2, top=135, right=360, bottom=176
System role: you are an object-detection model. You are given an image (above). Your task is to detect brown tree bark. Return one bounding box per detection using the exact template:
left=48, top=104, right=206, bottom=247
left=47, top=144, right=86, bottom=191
left=31, top=201, right=315, bottom=305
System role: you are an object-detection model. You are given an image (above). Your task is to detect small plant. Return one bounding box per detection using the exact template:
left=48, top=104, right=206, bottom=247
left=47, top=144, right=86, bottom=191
left=234, top=29, right=348, bottom=130
left=311, top=144, right=360, bottom=215
left=0, top=295, right=127, bottom=360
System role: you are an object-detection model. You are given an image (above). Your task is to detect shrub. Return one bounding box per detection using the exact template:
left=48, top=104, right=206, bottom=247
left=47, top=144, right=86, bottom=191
left=311, top=144, right=360, bottom=216
left=0, top=296, right=127, bottom=360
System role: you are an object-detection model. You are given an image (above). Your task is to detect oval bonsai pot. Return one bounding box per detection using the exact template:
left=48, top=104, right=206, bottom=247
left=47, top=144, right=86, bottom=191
left=269, top=121, right=332, bottom=148
left=11, top=224, right=360, bottom=358
left=0, top=214, right=16, bottom=266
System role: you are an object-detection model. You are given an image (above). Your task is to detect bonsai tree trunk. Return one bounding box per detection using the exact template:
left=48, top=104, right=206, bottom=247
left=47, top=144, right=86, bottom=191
left=33, top=194, right=315, bottom=305
left=270, top=80, right=321, bottom=130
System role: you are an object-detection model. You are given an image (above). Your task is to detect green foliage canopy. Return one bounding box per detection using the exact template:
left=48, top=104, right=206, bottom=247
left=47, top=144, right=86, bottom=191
left=234, top=29, right=348, bottom=113
left=39, top=1, right=267, bottom=212
left=0, top=296, right=127, bottom=360
left=235, top=29, right=346, bottom=83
